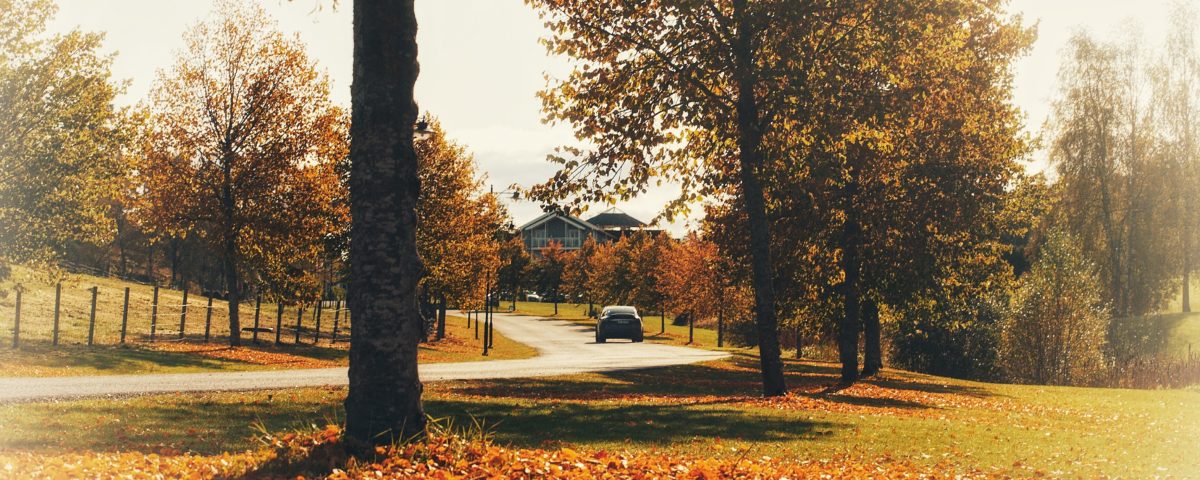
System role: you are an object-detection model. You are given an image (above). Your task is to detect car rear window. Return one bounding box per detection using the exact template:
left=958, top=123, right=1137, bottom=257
left=606, top=314, right=638, bottom=320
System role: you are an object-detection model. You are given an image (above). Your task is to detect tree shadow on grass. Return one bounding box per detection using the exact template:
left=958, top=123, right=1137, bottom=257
left=433, top=357, right=959, bottom=414
left=0, top=339, right=348, bottom=376
left=0, top=342, right=254, bottom=374
left=0, top=388, right=345, bottom=455
left=426, top=398, right=841, bottom=449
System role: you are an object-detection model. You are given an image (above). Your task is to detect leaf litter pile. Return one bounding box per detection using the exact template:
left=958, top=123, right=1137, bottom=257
left=0, top=424, right=1020, bottom=479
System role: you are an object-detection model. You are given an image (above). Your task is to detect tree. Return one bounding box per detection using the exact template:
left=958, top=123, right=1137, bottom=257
left=1156, top=2, right=1200, bottom=313
left=660, top=235, right=716, bottom=322
left=561, top=236, right=600, bottom=315
left=343, top=0, right=426, bottom=446
left=0, top=0, right=130, bottom=280
left=139, top=0, right=348, bottom=346
left=498, top=233, right=532, bottom=310
left=527, top=0, right=1031, bottom=390
left=525, top=0, right=839, bottom=395
left=1002, top=229, right=1108, bottom=386
left=534, top=240, right=567, bottom=315
left=821, top=1, right=1031, bottom=381
left=625, top=232, right=671, bottom=317
left=415, top=118, right=504, bottom=335
left=1050, top=32, right=1177, bottom=356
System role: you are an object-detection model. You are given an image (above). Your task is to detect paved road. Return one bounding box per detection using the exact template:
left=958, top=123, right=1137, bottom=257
left=0, top=312, right=728, bottom=403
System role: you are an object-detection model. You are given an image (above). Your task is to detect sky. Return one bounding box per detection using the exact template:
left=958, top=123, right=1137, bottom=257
left=45, top=0, right=1184, bottom=235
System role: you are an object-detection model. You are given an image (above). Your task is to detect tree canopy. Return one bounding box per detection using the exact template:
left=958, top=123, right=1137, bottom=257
left=0, top=0, right=130, bottom=280
left=138, top=0, right=348, bottom=345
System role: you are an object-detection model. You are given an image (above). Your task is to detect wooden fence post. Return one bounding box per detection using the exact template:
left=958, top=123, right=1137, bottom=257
left=87, top=286, right=98, bottom=346
left=204, top=296, right=214, bottom=343
left=150, top=285, right=159, bottom=342
left=52, top=283, right=61, bottom=346
left=119, top=287, right=130, bottom=344
left=275, top=303, right=283, bottom=345
left=313, top=300, right=323, bottom=344
left=294, top=305, right=303, bottom=344
left=252, top=295, right=262, bottom=343
left=178, top=288, right=188, bottom=340
left=11, top=285, right=20, bottom=348
left=330, top=300, right=341, bottom=344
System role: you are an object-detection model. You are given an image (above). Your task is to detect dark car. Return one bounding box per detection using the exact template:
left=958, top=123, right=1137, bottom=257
left=596, top=306, right=644, bottom=343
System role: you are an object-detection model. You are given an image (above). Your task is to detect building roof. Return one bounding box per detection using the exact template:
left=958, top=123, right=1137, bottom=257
left=516, top=211, right=604, bottom=233
left=586, top=208, right=647, bottom=229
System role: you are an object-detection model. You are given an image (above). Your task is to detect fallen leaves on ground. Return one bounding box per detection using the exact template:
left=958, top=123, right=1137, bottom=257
left=0, top=449, right=271, bottom=479
left=1, top=424, right=1020, bottom=479
left=148, top=343, right=347, bottom=368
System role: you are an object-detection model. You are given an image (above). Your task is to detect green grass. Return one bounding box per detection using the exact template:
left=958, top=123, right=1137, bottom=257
left=2, top=355, right=1196, bottom=477
left=509, top=300, right=592, bottom=321
left=0, top=314, right=534, bottom=377
left=0, top=265, right=332, bottom=347
left=0, top=264, right=535, bottom=376
left=0, top=342, right=347, bottom=377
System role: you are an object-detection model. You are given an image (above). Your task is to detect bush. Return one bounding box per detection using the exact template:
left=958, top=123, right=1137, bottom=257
left=890, top=294, right=1005, bottom=381
left=1001, top=229, right=1108, bottom=386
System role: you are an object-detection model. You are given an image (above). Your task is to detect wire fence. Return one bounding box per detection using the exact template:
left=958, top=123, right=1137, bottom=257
left=2, top=282, right=351, bottom=349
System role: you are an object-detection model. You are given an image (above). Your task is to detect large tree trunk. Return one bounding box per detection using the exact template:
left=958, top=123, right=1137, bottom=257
left=344, top=0, right=426, bottom=448
left=838, top=204, right=862, bottom=385
left=732, top=0, right=786, bottom=397
left=861, top=298, right=882, bottom=377
left=221, top=149, right=242, bottom=347
left=223, top=239, right=241, bottom=347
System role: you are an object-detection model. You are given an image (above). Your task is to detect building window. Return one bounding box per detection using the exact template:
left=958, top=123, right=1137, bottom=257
left=565, top=228, right=581, bottom=248
left=532, top=228, right=547, bottom=249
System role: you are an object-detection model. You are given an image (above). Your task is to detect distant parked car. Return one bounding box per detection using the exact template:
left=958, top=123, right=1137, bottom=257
left=526, top=293, right=542, bottom=302
left=596, top=305, right=644, bottom=343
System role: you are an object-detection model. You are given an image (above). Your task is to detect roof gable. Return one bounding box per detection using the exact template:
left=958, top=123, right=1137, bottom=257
left=517, top=211, right=603, bottom=233
left=586, top=208, right=647, bottom=229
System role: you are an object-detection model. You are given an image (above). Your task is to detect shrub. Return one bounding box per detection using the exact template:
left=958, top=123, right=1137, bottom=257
left=1001, top=229, right=1108, bottom=386
left=890, top=293, right=1006, bottom=381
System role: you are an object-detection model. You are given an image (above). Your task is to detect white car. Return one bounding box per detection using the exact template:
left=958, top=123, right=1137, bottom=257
left=525, top=293, right=542, bottom=302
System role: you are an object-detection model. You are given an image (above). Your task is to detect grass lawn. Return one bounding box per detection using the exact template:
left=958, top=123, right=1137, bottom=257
left=2, top=354, right=1196, bottom=477
left=0, top=266, right=535, bottom=376
left=0, top=311, right=534, bottom=377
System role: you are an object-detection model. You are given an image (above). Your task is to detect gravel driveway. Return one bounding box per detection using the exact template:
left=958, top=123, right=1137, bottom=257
left=0, top=312, right=728, bottom=403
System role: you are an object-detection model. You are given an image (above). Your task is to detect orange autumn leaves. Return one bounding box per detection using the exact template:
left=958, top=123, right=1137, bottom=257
left=136, top=0, right=348, bottom=301
left=0, top=424, right=1015, bottom=479
left=147, top=342, right=346, bottom=369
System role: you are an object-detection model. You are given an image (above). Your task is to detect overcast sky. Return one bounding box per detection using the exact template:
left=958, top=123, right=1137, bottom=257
left=46, top=0, right=1183, bottom=235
